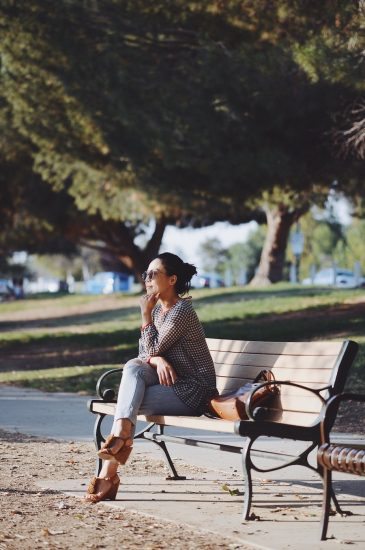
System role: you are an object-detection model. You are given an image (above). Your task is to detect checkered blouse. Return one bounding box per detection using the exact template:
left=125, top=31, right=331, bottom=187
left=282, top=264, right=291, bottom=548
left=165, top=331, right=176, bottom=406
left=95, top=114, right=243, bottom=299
left=138, top=298, right=217, bottom=412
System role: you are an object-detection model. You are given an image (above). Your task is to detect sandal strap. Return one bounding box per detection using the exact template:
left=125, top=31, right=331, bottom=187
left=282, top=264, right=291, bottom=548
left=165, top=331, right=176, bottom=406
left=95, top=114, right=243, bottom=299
left=100, top=435, right=133, bottom=456
left=87, top=476, right=97, bottom=494
left=86, top=475, right=119, bottom=495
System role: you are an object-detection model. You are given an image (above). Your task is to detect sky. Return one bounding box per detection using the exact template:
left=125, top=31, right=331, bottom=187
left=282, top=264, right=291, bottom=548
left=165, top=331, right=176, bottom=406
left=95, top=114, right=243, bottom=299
left=160, top=220, right=258, bottom=270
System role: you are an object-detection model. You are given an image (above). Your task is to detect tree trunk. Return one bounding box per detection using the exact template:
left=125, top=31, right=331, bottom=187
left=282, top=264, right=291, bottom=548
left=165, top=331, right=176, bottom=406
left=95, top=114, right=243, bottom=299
left=250, top=204, right=305, bottom=286
left=118, top=217, right=169, bottom=283
left=78, top=215, right=169, bottom=285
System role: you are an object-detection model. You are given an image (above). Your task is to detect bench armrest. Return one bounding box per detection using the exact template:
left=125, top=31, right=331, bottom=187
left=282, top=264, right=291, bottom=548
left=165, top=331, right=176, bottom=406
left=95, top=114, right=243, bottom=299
left=245, top=380, right=327, bottom=421
left=96, top=367, right=124, bottom=401
left=319, top=392, right=365, bottom=445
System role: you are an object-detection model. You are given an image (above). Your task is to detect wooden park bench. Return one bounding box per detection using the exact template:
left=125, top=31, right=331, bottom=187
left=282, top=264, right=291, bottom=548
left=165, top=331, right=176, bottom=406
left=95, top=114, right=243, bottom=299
left=88, top=337, right=358, bottom=522
left=318, top=392, right=365, bottom=540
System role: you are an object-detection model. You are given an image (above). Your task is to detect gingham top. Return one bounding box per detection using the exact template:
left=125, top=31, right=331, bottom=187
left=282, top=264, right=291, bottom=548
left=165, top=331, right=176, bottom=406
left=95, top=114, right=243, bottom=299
left=138, top=298, right=217, bottom=412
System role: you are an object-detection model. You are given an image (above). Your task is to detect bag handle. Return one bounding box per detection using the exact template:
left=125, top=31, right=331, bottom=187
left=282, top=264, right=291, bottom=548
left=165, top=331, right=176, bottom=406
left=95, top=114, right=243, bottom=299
left=253, top=369, right=278, bottom=393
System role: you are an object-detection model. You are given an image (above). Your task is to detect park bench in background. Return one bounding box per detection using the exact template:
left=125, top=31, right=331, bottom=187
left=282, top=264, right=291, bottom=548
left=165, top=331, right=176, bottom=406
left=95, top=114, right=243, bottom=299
left=88, top=337, right=358, bottom=528
left=318, top=392, right=365, bottom=540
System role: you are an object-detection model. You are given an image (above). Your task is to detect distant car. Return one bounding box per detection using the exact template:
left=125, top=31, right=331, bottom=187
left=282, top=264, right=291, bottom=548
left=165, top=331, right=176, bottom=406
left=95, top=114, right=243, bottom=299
left=0, top=279, right=12, bottom=300
left=84, top=272, right=132, bottom=294
left=25, top=277, right=59, bottom=293
left=302, top=268, right=365, bottom=288
left=191, top=273, right=225, bottom=289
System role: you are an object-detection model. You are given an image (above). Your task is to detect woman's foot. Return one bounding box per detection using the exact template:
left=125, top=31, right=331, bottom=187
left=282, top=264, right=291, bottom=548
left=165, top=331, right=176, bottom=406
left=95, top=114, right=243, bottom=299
left=85, top=474, right=120, bottom=503
left=97, top=435, right=133, bottom=464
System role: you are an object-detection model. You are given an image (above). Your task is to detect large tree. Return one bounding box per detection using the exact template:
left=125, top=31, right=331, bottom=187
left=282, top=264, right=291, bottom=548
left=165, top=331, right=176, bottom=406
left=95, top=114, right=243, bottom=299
left=1, top=1, right=363, bottom=282
left=0, top=0, right=263, bottom=278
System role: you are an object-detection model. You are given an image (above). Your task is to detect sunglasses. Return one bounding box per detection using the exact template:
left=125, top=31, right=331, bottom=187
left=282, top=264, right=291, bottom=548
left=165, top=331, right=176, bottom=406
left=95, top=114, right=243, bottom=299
left=141, top=269, right=165, bottom=282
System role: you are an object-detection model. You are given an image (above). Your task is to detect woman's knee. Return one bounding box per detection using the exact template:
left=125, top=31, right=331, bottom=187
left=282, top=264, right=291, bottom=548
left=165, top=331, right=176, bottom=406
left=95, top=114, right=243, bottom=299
left=124, top=358, right=142, bottom=371
left=123, top=358, right=154, bottom=381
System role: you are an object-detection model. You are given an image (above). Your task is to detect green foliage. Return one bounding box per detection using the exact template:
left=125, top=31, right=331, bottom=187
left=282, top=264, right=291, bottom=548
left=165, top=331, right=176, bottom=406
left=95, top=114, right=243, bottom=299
left=1, top=0, right=362, bottom=216
left=197, top=237, right=228, bottom=274
left=0, top=0, right=364, bottom=283
left=226, top=226, right=265, bottom=282
left=297, top=209, right=365, bottom=280
left=345, top=219, right=365, bottom=273
left=196, top=226, right=265, bottom=282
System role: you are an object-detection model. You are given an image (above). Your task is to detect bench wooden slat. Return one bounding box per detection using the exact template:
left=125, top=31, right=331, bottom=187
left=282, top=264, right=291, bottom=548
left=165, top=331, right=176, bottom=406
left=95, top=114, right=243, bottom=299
left=90, top=401, right=116, bottom=416
left=217, top=382, right=327, bottom=398
left=212, top=352, right=337, bottom=370
left=89, top=401, right=321, bottom=429
left=145, top=411, right=319, bottom=428
left=88, top=401, right=237, bottom=433
left=206, top=338, right=344, bottom=355
left=216, top=368, right=334, bottom=386
left=143, top=415, right=237, bottom=433
left=216, top=386, right=327, bottom=413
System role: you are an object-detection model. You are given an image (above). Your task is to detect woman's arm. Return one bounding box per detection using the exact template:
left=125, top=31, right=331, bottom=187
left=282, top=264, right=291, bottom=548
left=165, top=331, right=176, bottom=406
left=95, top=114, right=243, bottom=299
left=140, top=300, right=193, bottom=357
left=139, top=292, right=159, bottom=327
left=148, top=356, right=177, bottom=386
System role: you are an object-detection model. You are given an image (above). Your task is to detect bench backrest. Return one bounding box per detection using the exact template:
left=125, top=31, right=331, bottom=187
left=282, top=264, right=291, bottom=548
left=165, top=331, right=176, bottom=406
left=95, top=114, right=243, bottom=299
left=206, top=338, right=358, bottom=426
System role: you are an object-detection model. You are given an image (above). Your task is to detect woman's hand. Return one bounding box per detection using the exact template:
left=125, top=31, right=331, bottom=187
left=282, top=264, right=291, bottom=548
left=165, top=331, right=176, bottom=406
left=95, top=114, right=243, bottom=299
left=139, top=292, right=159, bottom=325
left=149, top=356, right=177, bottom=386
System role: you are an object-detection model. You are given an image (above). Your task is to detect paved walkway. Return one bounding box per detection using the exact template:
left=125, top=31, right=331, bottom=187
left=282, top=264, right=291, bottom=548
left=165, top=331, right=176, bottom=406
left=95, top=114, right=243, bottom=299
left=1, top=385, right=364, bottom=549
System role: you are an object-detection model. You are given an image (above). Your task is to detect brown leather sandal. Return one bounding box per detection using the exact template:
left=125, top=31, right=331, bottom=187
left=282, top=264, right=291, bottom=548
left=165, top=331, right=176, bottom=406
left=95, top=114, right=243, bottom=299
left=97, top=435, right=133, bottom=464
left=85, top=474, right=120, bottom=503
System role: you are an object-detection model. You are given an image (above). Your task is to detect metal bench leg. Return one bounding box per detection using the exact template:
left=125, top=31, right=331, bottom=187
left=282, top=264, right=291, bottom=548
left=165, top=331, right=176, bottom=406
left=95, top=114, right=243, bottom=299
left=317, top=463, right=344, bottom=516
left=320, top=467, right=332, bottom=540
left=241, top=436, right=255, bottom=520
left=156, top=426, right=186, bottom=480
left=93, top=413, right=106, bottom=476
left=330, top=487, right=343, bottom=515
left=135, top=423, right=186, bottom=479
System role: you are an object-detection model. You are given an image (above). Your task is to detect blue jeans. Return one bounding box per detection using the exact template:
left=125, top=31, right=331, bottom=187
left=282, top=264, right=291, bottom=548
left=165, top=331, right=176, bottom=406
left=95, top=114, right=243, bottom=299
left=112, top=358, right=196, bottom=433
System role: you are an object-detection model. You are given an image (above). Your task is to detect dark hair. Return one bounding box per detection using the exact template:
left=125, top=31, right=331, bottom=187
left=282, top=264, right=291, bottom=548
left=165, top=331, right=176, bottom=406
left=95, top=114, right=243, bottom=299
left=157, top=252, right=197, bottom=295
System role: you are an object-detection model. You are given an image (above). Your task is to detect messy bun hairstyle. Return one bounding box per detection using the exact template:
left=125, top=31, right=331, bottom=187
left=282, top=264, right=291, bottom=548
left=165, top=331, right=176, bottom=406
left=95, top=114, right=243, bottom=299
left=157, top=252, right=197, bottom=296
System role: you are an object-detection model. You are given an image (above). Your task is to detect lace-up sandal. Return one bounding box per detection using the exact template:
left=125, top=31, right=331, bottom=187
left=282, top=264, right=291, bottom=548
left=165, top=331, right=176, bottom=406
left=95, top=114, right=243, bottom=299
left=85, top=474, right=120, bottom=503
left=97, top=435, right=133, bottom=464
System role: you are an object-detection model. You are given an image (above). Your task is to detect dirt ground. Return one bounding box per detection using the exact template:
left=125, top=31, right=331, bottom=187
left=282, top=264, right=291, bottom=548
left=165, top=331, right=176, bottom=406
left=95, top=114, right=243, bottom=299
left=0, top=429, right=251, bottom=550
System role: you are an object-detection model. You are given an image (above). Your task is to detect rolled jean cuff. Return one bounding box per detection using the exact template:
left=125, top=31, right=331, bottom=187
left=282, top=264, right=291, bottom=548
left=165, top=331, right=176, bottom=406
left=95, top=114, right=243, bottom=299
left=114, top=408, right=137, bottom=426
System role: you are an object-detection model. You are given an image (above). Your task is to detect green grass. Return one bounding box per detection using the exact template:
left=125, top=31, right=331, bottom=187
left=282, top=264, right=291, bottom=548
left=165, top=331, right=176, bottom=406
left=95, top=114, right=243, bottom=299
left=0, top=365, right=114, bottom=393
left=0, top=285, right=364, bottom=394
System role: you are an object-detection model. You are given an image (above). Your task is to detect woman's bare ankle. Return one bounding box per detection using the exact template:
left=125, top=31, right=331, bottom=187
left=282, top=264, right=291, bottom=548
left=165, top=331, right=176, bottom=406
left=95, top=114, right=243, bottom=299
left=99, top=462, right=118, bottom=479
left=114, top=418, right=133, bottom=439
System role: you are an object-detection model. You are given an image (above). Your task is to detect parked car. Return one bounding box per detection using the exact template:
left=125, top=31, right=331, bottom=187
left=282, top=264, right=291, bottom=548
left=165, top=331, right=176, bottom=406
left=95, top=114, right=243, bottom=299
left=84, top=272, right=133, bottom=294
left=302, top=268, right=365, bottom=288
left=0, top=279, right=12, bottom=300
left=25, top=277, right=59, bottom=294
left=190, top=273, right=225, bottom=289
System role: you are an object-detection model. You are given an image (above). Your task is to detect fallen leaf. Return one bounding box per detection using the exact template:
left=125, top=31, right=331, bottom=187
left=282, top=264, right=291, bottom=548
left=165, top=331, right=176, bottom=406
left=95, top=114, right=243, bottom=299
left=221, top=483, right=241, bottom=496
left=58, top=501, right=69, bottom=509
left=42, top=528, right=65, bottom=537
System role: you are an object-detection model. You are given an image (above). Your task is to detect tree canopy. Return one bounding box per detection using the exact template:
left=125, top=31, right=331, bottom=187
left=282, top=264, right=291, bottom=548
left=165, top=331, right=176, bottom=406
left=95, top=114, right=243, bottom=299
left=1, top=1, right=364, bottom=281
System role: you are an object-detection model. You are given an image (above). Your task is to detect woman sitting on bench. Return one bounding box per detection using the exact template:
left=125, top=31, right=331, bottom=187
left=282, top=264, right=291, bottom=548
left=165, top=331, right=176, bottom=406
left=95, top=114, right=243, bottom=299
left=85, top=252, right=218, bottom=503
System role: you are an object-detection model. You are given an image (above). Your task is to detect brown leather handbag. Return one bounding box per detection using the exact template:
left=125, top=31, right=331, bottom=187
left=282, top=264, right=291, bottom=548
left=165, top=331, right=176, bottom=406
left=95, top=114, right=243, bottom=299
left=207, top=370, right=279, bottom=421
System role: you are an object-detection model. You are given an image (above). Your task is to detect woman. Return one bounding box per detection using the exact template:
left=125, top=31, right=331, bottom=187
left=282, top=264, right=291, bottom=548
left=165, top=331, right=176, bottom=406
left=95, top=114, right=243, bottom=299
left=86, top=252, right=218, bottom=502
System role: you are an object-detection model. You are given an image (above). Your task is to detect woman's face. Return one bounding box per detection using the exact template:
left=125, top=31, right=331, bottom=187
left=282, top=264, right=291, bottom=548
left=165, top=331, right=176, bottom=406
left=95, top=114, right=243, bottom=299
left=143, top=258, right=177, bottom=296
